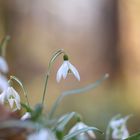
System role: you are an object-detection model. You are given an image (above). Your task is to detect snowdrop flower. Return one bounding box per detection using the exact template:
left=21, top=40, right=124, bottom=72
left=112, top=126, right=129, bottom=140
left=0, top=56, right=8, bottom=73
left=27, top=129, right=57, bottom=140
left=110, top=116, right=130, bottom=139
left=0, top=87, right=21, bottom=110
left=21, top=112, right=31, bottom=120
left=0, top=75, right=9, bottom=92
left=69, top=122, right=96, bottom=140
left=56, top=55, right=80, bottom=82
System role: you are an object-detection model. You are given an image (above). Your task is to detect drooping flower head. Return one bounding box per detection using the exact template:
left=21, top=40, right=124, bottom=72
left=110, top=115, right=131, bottom=140
left=56, top=54, right=80, bottom=82
left=69, top=122, right=96, bottom=140
left=0, top=86, right=21, bottom=111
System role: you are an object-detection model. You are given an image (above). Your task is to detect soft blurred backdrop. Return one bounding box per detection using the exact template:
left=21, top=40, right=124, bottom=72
left=0, top=0, right=140, bottom=138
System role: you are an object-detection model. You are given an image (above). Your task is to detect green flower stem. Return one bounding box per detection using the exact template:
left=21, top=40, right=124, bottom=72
left=105, top=123, right=111, bottom=140
left=41, top=49, right=65, bottom=107
left=21, top=84, right=30, bottom=107
left=42, top=72, right=49, bottom=107
left=0, top=36, right=10, bottom=58
left=10, top=76, right=30, bottom=108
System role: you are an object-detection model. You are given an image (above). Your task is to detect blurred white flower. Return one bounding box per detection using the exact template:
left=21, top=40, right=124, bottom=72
left=0, top=75, right=9, bottom=92
left=69, top=122, right=96, bottom=140
left=0, top=87, right=21, bottom=110
left=27, top=129, right=57, bottom=140
left=56, top=60, right=80, bottom=82
left=0, top=56, right=8, bottom=73
left=110, top=116, right=130, bottom=139
left=21, top=112, right=31, bottom=120
left=0, top=91, right=5, bottom=104
left=112, top=126, right=129, bottom=140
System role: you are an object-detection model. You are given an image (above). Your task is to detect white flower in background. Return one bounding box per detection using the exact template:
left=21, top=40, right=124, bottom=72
left=21, top=112, right=31, bottom=120
left=0, top=56, right=8, bottom=73
left=69, top=122, right=96, bottom=140
left=27, top=129, right=57, bottom=140
left=56, top=55, right=80, bottom=82
left=0, top=75, right=9, bottom=91
left=0, top=87, right=21, bottom=110
left=112, top=126, right=129, bottom=140
left=110, top=116, right=130, bottom=139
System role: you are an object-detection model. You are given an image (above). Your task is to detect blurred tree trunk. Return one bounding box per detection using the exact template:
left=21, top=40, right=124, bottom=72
left=118, top=0, right=140, bottom=108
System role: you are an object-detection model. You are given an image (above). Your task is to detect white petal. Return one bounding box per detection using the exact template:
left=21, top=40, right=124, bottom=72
left=87, top=130, right=96, bottom=139
left=27, top=129, right=56, bottom=140
left=0, top=75, right=9, bottom=91
left=112, top=125, right=129, bottom=139
left=69, top=122, right=86, bottom=134
left=14, top=99, right=21, bottom=110
left=7, top=87, right=20, bottom=101
left=69, top=122, right=96, bottom=139
left=11, top=87, right=20, bottom=101
left=0, top=57, right=8, bottom=73
left=110, top=119, right=124, bottom=129
left=56, top=63, right=64, bottom=82
left=21, top=112, right=31, bottom=120
left=56, top=61, right=68, bottom=82
left=112, top=129, right=120, bottom=139
left=68, top=62, right=80, bottom=81
left=69, top=123, right=79, bottom=134
left=77, top=123, right=96, bottom=139
left=61, top=61, right=69, bottom=79
left=8, top=98, right=14, bottom=108
left=0, top=92, right=6, bottom=104
left=122, top=128, right=129, bottom=139
left=6, top=87, right=21, bottom=110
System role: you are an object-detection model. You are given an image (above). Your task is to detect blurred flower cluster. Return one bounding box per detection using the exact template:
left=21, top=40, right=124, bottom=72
left=0, top=36, right=137, bottom=140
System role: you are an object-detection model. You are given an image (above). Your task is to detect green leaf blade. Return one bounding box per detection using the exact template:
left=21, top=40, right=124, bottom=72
left=64, top=127, right=103, bottom=140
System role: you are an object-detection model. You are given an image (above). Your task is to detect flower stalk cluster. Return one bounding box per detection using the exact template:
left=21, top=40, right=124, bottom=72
left=0, top=39, right=112, bottom=140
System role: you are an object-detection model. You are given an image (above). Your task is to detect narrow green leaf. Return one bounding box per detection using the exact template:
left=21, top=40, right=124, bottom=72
left=64, top=127, right=103, bottom=140
left=55, top=112, right=78, bottom=131
left=10, top=76, right=23, bottom=87
left=49, top=74, right=109, bottom=118
left=49, top=49, right=64, bottom=66
left=0, top=35, right=10, bottom=57
left=42, top=49, right=64, bottom=106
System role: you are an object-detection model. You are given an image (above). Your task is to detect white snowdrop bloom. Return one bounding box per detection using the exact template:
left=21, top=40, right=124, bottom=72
left=27, top=129, right=57, bottom=140
left=56, top=60, right=80, bottom=82
left=0, top=56, right=8, bottom=73
left=0, top=87, right=21, bottom=110
left=69, top=122, right=96, bottom=140
left=110, top=118, right=125, bottom=129
left=21, top=112, right=31, bottom=120
left=110, top=116, right=130, bottom=140
left=112, top=125, right=129, bottom=140
left=0, top=75, right=9, bottom=92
